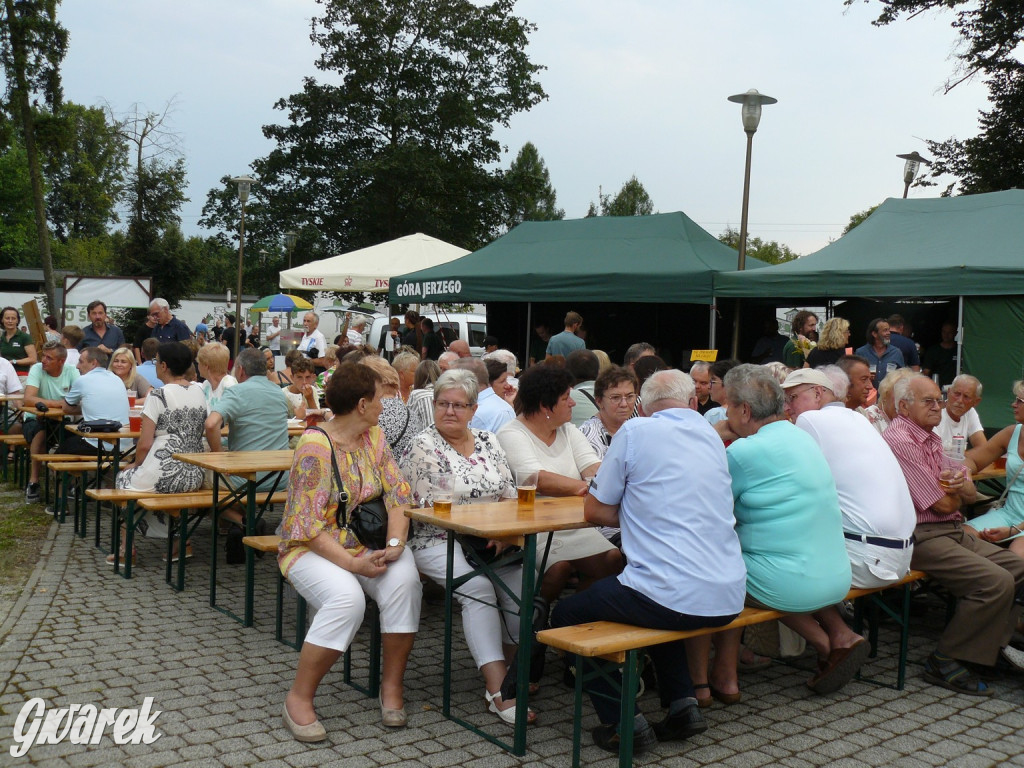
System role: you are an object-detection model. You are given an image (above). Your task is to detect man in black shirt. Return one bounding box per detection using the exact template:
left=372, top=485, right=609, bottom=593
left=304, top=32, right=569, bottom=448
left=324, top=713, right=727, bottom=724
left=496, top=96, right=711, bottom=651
left=221, top=314, right=238, bottom=358
left=420, top=317, right=444, bottom=361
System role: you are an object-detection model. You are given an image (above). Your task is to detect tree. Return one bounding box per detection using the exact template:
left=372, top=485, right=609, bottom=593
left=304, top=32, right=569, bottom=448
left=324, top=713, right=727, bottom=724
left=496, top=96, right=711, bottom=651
left=585, top=176, right=655, bottom=217
left=36, top=101, right=128, bottom=242
left=848, top=0, right=1024, bottom=194
left=0, top=129, right=35, bottom=268
left=718, top=226, right=800, bottom=265
left=0, top=0, right=69, bottom=312
left=842, top=204, right=880, bottom=235
left=502, top=141, right=563, bottom=230
left=250, top=0, right=547, bottom=255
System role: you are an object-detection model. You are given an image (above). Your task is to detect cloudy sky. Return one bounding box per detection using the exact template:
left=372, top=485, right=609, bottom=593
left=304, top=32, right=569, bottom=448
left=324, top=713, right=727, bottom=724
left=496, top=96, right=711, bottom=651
left=58, top=0, right=988, bottom=256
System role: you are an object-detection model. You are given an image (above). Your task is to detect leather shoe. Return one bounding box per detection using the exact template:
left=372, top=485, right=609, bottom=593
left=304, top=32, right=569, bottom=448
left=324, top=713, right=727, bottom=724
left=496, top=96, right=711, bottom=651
left=652, top=702, right=708, bottom=742
left=591, top=723, right=657, bottom=755
left=379, top=695, right=407, bottom=727
left=282, top=702, right=326, bottom=743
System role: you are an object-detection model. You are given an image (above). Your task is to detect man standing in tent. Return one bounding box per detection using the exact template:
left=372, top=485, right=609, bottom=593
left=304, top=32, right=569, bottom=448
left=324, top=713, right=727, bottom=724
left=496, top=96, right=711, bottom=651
left=546, top=311, right=585, bottom=358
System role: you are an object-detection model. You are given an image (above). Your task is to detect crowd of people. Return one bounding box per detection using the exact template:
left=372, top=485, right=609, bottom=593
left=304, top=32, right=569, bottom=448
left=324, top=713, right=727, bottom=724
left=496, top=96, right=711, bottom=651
left=8, top=299, right=1024, bottom=759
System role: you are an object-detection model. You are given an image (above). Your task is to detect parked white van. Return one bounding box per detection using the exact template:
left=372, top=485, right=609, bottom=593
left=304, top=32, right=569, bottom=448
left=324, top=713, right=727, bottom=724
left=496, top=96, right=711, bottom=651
left=362, top=311, right=487, bottom=356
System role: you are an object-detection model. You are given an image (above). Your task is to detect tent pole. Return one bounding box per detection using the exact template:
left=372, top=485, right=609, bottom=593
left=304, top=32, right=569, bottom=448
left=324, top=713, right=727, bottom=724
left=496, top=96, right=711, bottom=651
left=709, top=300, right=716, bottom=349
left=525, top=302, right=532, bottom=369
left=956, top=295, right=964, bottom=379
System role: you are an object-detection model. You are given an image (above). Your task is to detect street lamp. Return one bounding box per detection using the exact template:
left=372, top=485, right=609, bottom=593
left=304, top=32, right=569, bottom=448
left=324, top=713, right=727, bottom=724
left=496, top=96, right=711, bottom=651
left=284, top=230, right=298, bottom=270
left=727, top=88, right=777, bottom=358
left=229, top=174, right=256, bottom=360
left=896, top=151, right=930, bottom=198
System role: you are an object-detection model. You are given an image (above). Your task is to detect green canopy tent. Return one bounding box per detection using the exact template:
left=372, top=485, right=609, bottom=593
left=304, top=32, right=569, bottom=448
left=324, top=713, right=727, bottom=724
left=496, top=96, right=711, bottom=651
left=389, top=212, right=766, bottom=362
left=714, top=189, right=1024, bottom=427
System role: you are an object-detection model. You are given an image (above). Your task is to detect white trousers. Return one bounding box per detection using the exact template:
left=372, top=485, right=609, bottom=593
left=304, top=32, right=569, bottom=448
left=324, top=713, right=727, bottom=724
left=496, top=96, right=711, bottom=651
left=413, top=542, right=523, bottom=669
left=287, top=548, right=421, bottom=651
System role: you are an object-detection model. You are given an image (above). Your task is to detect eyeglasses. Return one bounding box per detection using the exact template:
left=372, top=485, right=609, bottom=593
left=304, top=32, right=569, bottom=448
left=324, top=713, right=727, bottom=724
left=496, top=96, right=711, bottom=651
left=435, top=400, right=472, bottom=412
left=918, top=397, right=944, bottom=409
left=785, top=387, right=815, bottom=404
left=710, top=378, right=723, bottom=387
left=1012, top=397, right=1024, bottom=407
left=604, top=393, right=636, bottom=404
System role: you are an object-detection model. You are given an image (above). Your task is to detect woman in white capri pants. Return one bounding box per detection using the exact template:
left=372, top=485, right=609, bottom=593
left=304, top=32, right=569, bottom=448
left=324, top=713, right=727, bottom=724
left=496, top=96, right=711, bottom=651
left=278, top=362, right=421, bottom=742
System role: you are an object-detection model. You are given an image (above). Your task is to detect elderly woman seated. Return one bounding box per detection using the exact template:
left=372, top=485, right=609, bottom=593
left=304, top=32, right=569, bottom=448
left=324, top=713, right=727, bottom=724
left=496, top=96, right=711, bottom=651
left=360, top=355, right=427, bottom=459
left=399, top=369, right=534, bottom=725
left=279, top=363, right=420, bottom=741
left=406, top=358, right=441, bottom=428
left=690, top=364, right=860, bottom=702
left=197, top=342, right=236, bottom=412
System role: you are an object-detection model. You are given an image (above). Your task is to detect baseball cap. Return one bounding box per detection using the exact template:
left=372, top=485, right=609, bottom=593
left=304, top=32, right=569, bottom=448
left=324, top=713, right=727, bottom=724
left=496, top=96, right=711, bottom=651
left=195, top=323, right=209, bottom=334
left=781, top=368, right=834, bottom=393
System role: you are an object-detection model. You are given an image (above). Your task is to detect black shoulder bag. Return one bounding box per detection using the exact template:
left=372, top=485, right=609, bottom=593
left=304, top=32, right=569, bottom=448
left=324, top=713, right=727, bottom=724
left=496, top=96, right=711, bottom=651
left=310, top=426, right=389, bottom=551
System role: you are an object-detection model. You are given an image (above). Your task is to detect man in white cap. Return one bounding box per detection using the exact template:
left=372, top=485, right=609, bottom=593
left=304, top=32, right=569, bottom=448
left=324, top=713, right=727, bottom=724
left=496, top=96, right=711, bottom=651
left=778, top=366, right=916, bottom=694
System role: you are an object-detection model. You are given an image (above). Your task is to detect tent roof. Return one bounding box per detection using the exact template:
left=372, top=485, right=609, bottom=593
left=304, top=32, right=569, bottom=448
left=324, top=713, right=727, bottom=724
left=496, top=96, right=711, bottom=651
left=389, top=212, right=762, bottom=305
left=279, top=233, right=469, bottom=293
left=714, top=189, right=1024, bottom=299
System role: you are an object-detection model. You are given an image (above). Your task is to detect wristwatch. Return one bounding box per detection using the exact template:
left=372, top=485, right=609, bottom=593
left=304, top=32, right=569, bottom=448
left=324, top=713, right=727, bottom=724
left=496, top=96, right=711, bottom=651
left=387, top=538, right=405, bottom=549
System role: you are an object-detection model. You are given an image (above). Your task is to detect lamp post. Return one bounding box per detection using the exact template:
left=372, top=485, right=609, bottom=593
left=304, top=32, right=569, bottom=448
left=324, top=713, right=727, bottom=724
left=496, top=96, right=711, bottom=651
left=896, top=151, right=930, bottom=198
left=284, top=230, right=298, bottom=270
left=727, top=89, right=776, bottom=358
left=229, top=174, right=256, bottom=360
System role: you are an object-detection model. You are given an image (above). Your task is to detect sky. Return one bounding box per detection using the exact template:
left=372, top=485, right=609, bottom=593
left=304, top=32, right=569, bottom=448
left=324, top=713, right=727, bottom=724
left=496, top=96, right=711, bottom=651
left=57, top=0, right=991, bottom=257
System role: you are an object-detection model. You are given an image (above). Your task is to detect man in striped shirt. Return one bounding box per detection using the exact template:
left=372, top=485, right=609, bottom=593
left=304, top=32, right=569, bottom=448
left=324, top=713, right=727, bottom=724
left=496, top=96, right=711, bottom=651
left=884, top=374, right=1024, bottom=697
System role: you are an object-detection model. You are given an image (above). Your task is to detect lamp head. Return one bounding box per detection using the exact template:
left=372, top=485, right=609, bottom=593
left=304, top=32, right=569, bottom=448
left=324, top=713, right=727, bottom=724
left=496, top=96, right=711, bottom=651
left=728, top=89, right=777, bottom=134
left=230, top=174, right=257, bottom=203
left=284, top=231, right=298, bottom=249
left=896, top=151, right=930, bottom=185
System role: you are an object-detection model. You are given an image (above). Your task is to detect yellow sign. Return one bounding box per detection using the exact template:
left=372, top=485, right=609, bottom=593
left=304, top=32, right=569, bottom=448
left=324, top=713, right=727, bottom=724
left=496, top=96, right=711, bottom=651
left=690, top=349, right=718, bottom=362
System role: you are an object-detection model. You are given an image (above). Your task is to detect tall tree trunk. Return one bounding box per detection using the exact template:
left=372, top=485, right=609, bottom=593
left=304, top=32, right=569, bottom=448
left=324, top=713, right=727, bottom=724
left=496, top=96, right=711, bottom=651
left=4, top=0, right=57, bottom=313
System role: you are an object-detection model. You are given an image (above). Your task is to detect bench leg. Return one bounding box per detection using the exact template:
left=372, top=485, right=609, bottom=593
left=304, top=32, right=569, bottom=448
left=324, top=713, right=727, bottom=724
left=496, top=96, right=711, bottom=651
left=618, top=650, right=638, bottom=768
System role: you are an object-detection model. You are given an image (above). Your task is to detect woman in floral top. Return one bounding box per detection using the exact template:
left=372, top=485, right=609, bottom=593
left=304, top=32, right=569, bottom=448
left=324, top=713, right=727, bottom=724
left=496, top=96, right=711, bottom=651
left=399, top=369, right=534, bottom=727
left=278, top=363, right=420, bottom=742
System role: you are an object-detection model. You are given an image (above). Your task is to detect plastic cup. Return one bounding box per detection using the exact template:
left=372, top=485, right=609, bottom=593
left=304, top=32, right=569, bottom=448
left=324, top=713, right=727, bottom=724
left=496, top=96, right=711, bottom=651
left=128, top=414, right=142, bottom=432
left=939, top=454, right=965, bottom=491
left=430, top=472, right=454, bottom=514
left=126, top=389, right=137, bottom=408
left=995, top=456, right=1008, bottom=470
left=516, top=469, right=538, bottom=508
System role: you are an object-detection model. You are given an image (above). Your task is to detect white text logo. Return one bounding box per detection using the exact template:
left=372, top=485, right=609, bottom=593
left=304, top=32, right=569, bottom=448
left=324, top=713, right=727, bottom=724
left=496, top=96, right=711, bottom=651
left=10, top=697, right=162, bottom=757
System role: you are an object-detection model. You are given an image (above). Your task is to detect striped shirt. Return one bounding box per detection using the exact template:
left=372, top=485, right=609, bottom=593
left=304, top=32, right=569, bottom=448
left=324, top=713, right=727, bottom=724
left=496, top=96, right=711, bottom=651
left=883, top=415, right=962, bottom=524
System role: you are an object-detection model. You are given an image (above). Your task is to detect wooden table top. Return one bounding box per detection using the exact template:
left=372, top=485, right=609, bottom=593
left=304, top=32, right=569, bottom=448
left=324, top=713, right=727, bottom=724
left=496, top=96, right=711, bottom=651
left=173, top=450, right=294, bottom=480
left=973, top=462, right=1007, bottom=482
left=0, top=394, right=24, bottom=402
left=18, top=405, right=64, bottom=420
left=66, top=425, right=140, bottom=441
left=406, top=496, right=589, bottom=539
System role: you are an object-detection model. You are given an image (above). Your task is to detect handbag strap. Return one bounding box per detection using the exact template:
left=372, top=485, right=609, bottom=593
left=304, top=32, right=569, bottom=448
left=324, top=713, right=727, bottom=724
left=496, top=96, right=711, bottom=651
left=995, top=458, right=1024, bottom=506
left=308, top=426, right=349, bottom=528
left=389, top=402, right=411, bottom=449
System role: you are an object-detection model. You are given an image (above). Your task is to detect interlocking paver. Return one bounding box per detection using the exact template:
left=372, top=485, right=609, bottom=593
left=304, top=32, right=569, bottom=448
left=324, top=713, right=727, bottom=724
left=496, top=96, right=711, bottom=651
left=2, top=509, right=1024, bottom=767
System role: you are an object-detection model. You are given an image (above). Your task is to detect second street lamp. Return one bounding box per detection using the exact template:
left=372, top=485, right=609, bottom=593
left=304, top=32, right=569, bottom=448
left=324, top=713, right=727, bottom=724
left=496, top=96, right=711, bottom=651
left=727, top=88, right=777, bottom=358
left=284, top=230, right=298, bottom=270
left=229, top=174, right=256, bottom=361
left=896, top=151, right=930, bottom=198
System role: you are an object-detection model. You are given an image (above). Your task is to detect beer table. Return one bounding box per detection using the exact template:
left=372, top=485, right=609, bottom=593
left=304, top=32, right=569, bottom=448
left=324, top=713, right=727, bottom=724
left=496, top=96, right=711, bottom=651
left=973, top=462, right=1007, bottom=482
left=406, top=496, right=589, bottom=756
left=0, top=393, right=24, bottom=431
left=63, top=424, right=139, bottom=543
left=173, top=450, right=294, bottom=626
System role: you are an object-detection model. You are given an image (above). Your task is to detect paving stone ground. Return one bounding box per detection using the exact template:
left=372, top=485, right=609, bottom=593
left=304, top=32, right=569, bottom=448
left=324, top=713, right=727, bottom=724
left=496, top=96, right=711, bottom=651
left=1, top=501, right=1024, bottom=767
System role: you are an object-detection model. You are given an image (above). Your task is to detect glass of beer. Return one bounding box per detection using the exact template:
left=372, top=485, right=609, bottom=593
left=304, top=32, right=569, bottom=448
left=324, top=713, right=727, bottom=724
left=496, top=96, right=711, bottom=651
left=126, top=389, right=137, bottom=409
left=939, top=454, right=965, bottom=491
left=516, top=470, right=538, bottom=508
left=430, top=472, right=454, bottom=514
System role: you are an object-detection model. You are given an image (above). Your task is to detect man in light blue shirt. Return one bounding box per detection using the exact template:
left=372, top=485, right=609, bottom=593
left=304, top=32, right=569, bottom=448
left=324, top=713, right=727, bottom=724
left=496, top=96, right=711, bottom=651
left=61, top=347, right=131, bottom=453
left=545, top=310, right=585, bottom=358
left=137, top=337, right=161, bottom=388
left=471, top=358, right=515, bottom=433
left=550, top=369, right=746, bottom=755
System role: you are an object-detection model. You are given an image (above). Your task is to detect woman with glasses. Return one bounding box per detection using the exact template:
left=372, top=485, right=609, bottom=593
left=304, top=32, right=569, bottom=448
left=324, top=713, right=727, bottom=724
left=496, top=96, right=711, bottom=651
left=398, top=369, right=534, bottom=726
left=964, top=381, right=1024, bottom=557
left=579, top=366, right=638, bottom=458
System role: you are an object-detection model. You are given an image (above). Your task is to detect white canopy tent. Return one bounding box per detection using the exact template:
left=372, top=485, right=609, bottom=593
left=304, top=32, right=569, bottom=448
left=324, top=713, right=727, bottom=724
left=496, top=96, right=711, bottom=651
left=279, top=232, right=470, bottom=293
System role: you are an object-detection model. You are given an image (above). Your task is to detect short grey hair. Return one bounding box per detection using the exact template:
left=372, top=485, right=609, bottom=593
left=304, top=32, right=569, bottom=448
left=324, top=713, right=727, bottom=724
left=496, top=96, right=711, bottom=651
left=434, top=369, right=479, bottom=406
left=350, top=315, right=368, bottom=329
left=689, top=361, right=711, bottom=376
left=623, top=342, right=656, bottom=367
left=392, top=351, right=419, bottom=374
left=438, top=351, right=459, bottom=368
left=894, top=373, right=929, bottom=407
left=150, top=297, right=170, bottom=310
left=454, top=357, right=487, bottom=389
left=724, top=364, right=784, bottom=421
left=951, top=373, right=982, bottom=398
left=235, top=347, right=268, bottom=378
left=818, top=365, right=849, bottom=401
left=641, top=369, right=695, bottom=408
left=483, top=349, right=518, bottom=374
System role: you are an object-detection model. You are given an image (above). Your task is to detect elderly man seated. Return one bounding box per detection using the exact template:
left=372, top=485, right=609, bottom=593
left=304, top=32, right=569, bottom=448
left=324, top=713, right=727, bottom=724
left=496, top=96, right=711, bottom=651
left=935, top=374, right=987, bottom=453
left=549, top=369, right=746, bottom=755
left=884, top=374, right=1024, bottom=695
left=785, top=367, right=916, bottom=589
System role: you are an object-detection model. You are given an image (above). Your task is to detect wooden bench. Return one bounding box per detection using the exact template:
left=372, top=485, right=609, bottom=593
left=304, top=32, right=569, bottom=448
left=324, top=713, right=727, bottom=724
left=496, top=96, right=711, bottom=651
left=537, top=570, right=927, bottom=768
left=48, top=460, right=112, bottom=537
left=243, top=534, right=381, bottom=697
left=0, top=433, right=29, bottom=485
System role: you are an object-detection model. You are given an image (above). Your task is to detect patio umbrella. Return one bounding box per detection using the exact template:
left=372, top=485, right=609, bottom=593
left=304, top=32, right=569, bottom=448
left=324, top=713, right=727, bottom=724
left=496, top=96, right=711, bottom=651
left=248, top=293, right=313, bottom=313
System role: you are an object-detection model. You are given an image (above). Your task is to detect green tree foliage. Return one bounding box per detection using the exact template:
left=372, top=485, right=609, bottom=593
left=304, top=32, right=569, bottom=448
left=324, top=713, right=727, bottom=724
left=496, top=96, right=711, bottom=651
left=0, top=0, right=69, bottom=311
left=848, top=0, right=1024, bottom=194
left=502, top=141, right=563, bottom=230
left=248, top=0, right=546, bottom=255
left=0, top=130, right=35, bottom=268
left=718, top=226, right=800, bottom=265
left=588, top=176, right=655, bottom=217
left=842, top=204, right=880, bottom=235
left=36, top=102, right=128, bottom=242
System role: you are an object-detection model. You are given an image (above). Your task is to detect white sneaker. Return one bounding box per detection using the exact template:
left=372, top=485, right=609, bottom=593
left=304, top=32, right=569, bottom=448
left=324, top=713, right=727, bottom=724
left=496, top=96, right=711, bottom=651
left=1000, top=645, right=1024, bottom=672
